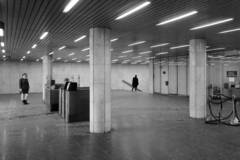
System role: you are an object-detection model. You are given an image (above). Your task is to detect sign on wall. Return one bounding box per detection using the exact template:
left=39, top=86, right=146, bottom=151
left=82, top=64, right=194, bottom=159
left=227, top=71, right=237, bottom=77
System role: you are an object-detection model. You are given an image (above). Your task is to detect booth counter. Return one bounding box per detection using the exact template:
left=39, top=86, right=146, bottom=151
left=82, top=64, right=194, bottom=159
left=65, top=87, right=89, bottom=122
left=45, top=87, right=59, bottom=112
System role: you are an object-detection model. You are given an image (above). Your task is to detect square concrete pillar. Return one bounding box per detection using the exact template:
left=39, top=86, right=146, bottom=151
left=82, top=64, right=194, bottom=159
left=189, top=39, right=207, bottom=118
left=149, top=60, right=154, bottom=94
left=90, top=28, right=111, bottom=133
left=42, top=55, right=52, bottom=101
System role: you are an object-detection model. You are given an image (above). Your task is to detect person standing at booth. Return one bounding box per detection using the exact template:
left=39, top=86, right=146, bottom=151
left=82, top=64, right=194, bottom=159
left=132, top=75, right=139, bottom=91
left=19, top=73, right=30, bottom=105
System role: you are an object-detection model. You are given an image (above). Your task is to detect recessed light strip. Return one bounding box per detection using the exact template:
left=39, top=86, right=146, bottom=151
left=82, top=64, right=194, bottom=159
left=157, top=11, right=198, bottom=25
left=82, top=48, right=90, bottom=51
left=190, top=18, right=233, bottom=30
left=58, top=46, right=66, bottom=50
left=170, top=45, right=189, bottom=49
left=111, top=38, right=118, bottom=42
left=155, top=52, right=168, bottom=55
left=40, top=32, right=49, bottom=40
left=207, top=48, right=225, bottom=51
left=122, top=50, right=133, bottom=53
left=63, top=0, right=79, bottom=13
left=74, top=35, right=86, bottom=42
left=219, top=28, right=240, bottom=34
left=150, top=43, right=169, bottom=48
left=128, top=41, right=145, bottom=46
left=139, top=51, right=151, bottom=54
left=32, top=44, right=37, bottom=49
left=115, top=1, right=151, bottom=20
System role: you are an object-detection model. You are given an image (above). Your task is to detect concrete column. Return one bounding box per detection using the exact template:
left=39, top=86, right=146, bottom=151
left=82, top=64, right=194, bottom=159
left=42, top=54, right=52, bottom=101
left=189, top=39, right=207, bottom=118
left=149, top=60, right=154, bottom=94
left=90, top=28, right=111, bottom=133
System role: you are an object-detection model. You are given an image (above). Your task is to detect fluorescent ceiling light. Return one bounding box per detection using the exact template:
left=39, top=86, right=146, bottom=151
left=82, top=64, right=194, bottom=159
left=52, top=60, right=54, bottom=62
left=111, top=49, right=113, bottom=51
left=57, top=57, right=61, bottom=60
left=190, top=18, right=233, bottom=30
left=119, top=55, right=127, bottom=58
left=111, top=38, right=118, bottom=42
left=134, top=60, right=142, bottom=63
left=41, top=57, right=43, bottom=59
left=219, top=28, right=240, bottom=34
left=72, top=58, right=77, bottom=60
left=122, top=50, right=133, bottom=53
left=36, top=59, right=39, bottom=61
left=40, top=32, right=48, bottom=39
left=0, top=29, right=3, bottom=36
left=123, top=60, right=130, bottom=62
left=132, top=56, right=142, bottom=59
left=2, top=49, right=5, bottom=53
left=21, top=59, right=23, bottom=61
left=1, top=42, right=4, bottom=47
left=63, top=0, right=79, bottom=13
left=23, top=56, right=26, bottom=59
left=32, top=44, right=37, bottom=49
left=3, top=55, right=5, bottom=58
left=64, top=60, right=68, bottom=62
left=155, top=52, right=168, bottom=55
left=207, top=48, right=225, bottom=51
left=58, top=46, right=66, bottom=50
left=82, top=48, right=90, bottom=51
left=157, top=11, right=197, bottom=25
left=150, top=43, right=169, bottom=48
left=112, top=59, right=118, bottom=62
left=68, top=53, right=75, bottom=56
left=74, top=35, right=86, bottom=42
left=115, top=1, right=151, bottom=20
left=49, top=52, right=54, bottom=55
left=128, top=41, right=146, bottom=46
left=139, top=51, right=151, bottom=54
left=170, top=45, right=189, bottom=49
left=27, top=51, right=31, bottom=54
left=77, top=61, right=81, bottom=63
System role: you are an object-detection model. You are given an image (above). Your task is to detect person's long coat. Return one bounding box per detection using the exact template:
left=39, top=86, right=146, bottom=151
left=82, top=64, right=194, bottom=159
left=132, top=77, right=139, bottom=87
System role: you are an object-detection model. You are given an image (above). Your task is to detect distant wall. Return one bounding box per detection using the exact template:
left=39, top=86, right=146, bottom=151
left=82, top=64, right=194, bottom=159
left=0, top=61, right=149, bottom=94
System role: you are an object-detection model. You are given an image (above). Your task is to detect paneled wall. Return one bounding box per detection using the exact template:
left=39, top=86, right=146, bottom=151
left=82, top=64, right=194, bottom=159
left=0, top=61, right=149, bottom=94
left=153, top=64, right=189, bottom=95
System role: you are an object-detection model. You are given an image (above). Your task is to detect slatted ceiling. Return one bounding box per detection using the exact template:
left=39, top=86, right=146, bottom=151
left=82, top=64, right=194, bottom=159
left=1, top=0, right=240, bottom=62
left=51, top=0, right=127, bottom=46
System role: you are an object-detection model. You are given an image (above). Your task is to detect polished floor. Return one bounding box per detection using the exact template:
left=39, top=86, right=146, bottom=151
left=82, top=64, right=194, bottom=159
left=0, top=90, right=240, bottom=160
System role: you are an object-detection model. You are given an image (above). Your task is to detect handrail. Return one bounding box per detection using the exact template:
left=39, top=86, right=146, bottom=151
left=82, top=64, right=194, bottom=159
left=122, top=80, right=142, bottom=92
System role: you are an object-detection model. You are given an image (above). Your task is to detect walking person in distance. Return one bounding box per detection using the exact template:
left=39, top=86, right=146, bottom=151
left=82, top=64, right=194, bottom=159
left=19, top=73, right=30, bottom=105
left=132, top=75, right=139, bottom=91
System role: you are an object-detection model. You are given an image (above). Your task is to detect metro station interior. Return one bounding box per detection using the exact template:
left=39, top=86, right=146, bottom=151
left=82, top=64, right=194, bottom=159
left=1, top=0, right=240, bottom=160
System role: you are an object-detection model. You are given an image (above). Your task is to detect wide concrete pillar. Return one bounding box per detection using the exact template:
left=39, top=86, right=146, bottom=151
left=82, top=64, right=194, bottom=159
left=42, top=54, right=52, bottom=101
left=90, top=28, right=111, bottom=133
left=189, top=39, right=207, bottom=118
left=149, top=60, right=154, bottom=94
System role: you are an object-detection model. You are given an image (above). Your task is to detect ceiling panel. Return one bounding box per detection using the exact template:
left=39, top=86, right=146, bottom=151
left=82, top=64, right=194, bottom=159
left=0, top=0, right=239, bottom=64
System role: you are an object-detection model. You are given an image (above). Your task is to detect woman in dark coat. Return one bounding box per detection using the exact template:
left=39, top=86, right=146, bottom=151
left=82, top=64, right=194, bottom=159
left=19, top=73, right=30, bottom=104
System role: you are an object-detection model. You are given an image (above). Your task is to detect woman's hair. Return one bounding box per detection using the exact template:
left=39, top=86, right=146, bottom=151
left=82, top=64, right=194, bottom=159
left=22, top=73, right=27, bottom=77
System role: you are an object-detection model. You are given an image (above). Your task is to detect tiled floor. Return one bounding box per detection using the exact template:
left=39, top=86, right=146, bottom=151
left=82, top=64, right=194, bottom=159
left=0, top=90, right=240, bottom=160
